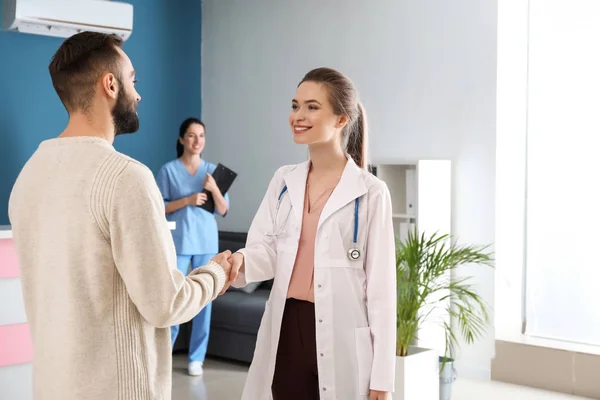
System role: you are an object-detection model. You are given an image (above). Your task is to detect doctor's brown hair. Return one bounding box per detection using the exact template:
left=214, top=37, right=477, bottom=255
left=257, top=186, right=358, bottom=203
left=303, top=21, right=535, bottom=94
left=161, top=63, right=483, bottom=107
left=298, top=67, right=368, bottom=168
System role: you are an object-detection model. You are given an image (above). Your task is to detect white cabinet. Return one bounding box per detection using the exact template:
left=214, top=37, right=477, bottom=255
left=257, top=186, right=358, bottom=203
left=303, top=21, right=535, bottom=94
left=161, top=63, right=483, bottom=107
left=370, top=164, right=417, bottom=243
left=370, top=160, right=451, bottom=241
left=371, top=160, right=452, bottom=354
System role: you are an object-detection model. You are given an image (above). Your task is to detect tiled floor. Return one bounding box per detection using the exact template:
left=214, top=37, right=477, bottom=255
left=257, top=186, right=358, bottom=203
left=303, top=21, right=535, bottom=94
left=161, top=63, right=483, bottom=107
left=172, top=355, right=594, bottom=400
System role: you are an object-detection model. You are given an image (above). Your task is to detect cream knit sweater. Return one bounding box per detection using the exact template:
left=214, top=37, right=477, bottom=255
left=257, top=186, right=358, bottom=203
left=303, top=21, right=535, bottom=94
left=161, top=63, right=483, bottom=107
left=8, top=136, right=226, bottom=400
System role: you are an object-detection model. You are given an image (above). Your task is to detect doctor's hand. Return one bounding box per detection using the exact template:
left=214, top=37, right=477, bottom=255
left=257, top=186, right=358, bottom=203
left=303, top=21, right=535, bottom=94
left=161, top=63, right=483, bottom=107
left=203, top=174, right=218, bottom=193
left=228, top=252, right=244, bottom=281
left=369, top=390, right=391, bottom=400
left=219, top=252, right=244, bottom=295
left=187, top=192, right=208, bottom=206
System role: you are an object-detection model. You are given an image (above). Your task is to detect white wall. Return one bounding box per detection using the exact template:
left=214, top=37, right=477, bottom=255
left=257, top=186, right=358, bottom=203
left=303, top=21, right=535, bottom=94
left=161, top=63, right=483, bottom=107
left=202, top=0, right=497, bottom=379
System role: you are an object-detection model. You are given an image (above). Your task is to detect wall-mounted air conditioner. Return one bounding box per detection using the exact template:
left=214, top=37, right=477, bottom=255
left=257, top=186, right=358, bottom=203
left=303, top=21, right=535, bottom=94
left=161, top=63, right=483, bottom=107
left=1, top=0, right=134, bottom=40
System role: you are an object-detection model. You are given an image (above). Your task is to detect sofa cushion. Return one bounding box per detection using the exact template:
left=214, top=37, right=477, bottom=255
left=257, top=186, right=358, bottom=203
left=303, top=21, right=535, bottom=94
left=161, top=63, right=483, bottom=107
left=261, top=279, right=274, bottom=290
left=211, top=288, right=270, bottom=334
left=218, top=231, right=248, bottom=253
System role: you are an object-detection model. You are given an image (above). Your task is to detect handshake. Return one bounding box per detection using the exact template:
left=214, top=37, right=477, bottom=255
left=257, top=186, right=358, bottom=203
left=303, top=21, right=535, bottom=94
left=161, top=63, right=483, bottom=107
left=210, top=250, right=244, bottom=295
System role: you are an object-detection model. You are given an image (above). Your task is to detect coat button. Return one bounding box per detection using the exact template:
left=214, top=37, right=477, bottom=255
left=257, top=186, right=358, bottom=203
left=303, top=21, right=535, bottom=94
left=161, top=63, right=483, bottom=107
left=318, top=284, right=322, bottom=288
left=319, top=319, right=323, bottom=323
left=322, top=387, right=327, bottom=391
left=320, top=353, right=324, bottom=357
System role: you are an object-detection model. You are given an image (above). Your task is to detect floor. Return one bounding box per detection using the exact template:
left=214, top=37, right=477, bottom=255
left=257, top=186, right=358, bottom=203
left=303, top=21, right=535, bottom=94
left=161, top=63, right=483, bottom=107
left=171, top=355, right=594, bottom=400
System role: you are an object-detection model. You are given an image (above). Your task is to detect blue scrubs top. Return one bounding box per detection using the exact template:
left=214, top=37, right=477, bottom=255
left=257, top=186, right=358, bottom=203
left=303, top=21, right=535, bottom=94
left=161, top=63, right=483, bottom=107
left=156, top=159, right=229, bottom=256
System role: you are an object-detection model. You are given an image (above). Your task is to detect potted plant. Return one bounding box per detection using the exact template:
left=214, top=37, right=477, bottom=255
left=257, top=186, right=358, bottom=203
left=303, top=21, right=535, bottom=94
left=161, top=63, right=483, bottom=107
left=395, top=228, right=493, bottom=400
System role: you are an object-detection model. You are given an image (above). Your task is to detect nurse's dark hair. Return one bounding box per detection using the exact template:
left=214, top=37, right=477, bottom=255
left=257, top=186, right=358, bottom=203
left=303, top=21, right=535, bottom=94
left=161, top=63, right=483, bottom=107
left=298, top=67, right=368, bottom=169
left=177, top=117, right=205, bottom=158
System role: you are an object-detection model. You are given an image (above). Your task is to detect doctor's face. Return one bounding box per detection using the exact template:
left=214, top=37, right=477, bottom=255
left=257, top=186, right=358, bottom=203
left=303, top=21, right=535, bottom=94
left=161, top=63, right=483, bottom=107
left=289, top=81, right=347, bottom=145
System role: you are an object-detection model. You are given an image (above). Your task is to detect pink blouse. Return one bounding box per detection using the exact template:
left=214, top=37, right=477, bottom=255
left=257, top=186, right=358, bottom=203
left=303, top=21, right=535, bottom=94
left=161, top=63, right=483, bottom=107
left=286, top=185, right=335, bottom=303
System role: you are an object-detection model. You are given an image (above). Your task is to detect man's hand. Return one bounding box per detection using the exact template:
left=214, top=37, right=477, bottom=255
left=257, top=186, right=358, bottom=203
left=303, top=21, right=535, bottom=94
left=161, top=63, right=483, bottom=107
left=211, top=251, right=232, bottom=291
left=219, top=252, right=244, bottom=295
left=187, top=192, right=208, bottom=206
left=369, top=390, right=391, bottom=400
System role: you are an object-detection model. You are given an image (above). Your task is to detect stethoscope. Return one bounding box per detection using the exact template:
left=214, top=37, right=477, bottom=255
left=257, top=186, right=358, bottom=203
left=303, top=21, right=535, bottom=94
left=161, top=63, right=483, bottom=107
left=273, top=185, right=362, bottom=261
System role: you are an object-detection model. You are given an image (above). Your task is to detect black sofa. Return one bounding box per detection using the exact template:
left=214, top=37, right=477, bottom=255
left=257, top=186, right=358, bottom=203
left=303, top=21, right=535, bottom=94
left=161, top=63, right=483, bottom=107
left=173, top=231, right=272, bottom=364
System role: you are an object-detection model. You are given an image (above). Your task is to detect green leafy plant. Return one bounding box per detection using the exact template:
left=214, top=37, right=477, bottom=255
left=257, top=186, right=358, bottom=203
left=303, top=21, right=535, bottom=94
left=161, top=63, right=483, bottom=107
left=396, top=228, right=493, bottom=365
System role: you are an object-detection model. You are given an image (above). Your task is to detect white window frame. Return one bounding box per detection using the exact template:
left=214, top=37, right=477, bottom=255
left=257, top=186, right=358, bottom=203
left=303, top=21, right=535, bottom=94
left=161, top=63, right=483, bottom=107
left=495, top=0, right=600, bottom=353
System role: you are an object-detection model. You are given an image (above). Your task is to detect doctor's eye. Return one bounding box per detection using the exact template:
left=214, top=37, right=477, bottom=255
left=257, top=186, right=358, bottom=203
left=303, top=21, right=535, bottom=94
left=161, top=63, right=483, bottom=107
left=291, top=104, right=299, bottom=110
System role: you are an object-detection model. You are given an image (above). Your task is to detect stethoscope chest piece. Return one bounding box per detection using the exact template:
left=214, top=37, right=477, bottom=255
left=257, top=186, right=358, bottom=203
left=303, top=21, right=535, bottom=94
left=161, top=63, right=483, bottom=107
left=347, top=248, right=361, bottom=261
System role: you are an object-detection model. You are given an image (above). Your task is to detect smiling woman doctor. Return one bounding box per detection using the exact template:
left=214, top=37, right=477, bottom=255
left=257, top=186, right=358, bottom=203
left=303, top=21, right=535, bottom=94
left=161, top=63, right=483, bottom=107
left=228, top=68, right=396, bottom=400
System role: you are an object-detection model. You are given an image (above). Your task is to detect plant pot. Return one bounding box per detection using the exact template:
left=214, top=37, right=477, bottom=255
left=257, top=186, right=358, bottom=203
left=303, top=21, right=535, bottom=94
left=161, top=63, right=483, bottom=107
left=394, top=347, right=439, bottom=400
left=439, top=357, right=457, bottom=400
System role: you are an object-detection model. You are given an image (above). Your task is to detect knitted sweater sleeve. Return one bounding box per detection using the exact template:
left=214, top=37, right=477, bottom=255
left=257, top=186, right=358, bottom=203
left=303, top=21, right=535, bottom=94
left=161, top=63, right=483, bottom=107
left=93, top=157, right=226, bottom=328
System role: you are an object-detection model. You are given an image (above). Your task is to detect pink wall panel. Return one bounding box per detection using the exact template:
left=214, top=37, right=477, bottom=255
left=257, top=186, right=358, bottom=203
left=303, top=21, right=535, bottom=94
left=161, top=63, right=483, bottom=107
left=0, top=239, right=19, bottom=279
left=0, top=324, right=33, bottom=367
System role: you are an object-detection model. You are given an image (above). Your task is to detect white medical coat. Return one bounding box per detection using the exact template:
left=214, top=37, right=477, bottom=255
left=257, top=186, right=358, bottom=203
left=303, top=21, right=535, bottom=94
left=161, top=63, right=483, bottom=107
left=234, top=157, right=397, bottom=399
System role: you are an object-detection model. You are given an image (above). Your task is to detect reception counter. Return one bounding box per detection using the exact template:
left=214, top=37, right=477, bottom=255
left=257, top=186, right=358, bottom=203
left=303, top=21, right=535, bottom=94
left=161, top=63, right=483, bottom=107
left=0, top=221, right=176, bottom=399
left=0, top=225, right=31, bottom=399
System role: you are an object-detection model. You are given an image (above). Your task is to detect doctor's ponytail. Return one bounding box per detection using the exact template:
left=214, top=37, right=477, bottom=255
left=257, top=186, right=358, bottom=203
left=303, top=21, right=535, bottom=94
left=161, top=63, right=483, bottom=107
left=298, top=68, right=369, bottom=169
left=346, top=102, right=367, bottom=169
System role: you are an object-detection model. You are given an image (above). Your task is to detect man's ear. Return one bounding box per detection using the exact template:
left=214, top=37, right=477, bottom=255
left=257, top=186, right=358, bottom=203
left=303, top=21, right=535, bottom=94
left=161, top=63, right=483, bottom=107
left=101, top=73, right=119, bottom=100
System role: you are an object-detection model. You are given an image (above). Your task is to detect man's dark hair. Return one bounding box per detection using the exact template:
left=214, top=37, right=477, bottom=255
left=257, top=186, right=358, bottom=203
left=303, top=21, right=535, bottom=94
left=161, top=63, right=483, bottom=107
left=49, top=31, right=124, bottom=113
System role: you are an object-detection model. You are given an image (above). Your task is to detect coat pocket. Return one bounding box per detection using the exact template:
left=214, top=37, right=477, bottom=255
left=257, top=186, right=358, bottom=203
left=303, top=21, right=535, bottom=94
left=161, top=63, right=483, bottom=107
left=355, top=326, right=374, bottom=396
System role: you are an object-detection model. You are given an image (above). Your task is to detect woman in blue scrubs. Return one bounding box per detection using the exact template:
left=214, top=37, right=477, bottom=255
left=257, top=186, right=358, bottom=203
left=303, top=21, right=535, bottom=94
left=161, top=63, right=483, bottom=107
left=156, top=117, right=229, bottom=376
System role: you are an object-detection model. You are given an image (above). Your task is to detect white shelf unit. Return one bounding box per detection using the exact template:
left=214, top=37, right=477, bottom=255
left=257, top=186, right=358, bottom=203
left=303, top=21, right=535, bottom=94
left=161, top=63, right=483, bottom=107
left=372, top=164, right=418, bottom=243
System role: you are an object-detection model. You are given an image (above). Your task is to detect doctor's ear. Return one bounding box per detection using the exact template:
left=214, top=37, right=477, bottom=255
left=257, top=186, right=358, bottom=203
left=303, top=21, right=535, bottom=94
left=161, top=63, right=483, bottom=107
left=335, top=114, right=349, bottom=129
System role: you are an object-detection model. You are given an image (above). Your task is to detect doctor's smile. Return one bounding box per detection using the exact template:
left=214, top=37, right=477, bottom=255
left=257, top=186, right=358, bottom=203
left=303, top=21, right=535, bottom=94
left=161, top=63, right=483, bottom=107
left=293, top=124, right=312, bottom=134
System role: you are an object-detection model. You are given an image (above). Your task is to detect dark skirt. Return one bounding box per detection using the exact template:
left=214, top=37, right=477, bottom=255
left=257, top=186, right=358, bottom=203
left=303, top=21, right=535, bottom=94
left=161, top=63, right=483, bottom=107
left=271, top=298, right=320, bottom=400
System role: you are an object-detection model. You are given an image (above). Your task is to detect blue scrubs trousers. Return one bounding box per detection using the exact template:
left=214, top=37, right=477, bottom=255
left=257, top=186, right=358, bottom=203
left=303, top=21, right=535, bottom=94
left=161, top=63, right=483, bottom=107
left=171, top=254, right=215, bottom=363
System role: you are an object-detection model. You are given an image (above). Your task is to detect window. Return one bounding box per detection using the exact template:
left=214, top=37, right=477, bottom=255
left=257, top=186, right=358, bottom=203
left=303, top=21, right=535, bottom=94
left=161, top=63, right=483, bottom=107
left=524, top=0, right=600, bottom=346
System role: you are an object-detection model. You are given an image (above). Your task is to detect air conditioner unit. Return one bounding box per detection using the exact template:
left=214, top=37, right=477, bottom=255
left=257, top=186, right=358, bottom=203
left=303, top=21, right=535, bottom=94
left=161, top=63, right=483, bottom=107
left=2, top=0, right=134, bottom=40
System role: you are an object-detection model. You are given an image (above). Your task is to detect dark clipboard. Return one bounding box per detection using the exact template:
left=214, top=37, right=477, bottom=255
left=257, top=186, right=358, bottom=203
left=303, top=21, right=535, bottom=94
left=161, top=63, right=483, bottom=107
left=198, top=163, right=237, bottom=213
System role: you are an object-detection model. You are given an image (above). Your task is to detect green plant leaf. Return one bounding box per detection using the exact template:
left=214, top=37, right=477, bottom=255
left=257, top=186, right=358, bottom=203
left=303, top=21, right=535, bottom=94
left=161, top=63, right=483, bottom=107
left=396, top=227, right=494, bottom=359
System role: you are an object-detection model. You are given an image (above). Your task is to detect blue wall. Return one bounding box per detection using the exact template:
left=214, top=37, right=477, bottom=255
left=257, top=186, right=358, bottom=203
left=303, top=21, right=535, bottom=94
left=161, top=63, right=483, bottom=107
left=0, top=0, right=202, bottom=225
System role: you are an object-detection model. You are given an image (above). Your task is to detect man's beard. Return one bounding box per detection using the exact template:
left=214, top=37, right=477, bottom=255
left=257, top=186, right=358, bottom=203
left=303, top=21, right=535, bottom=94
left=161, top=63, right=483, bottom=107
left=112, top=85, right=139, bottom=136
